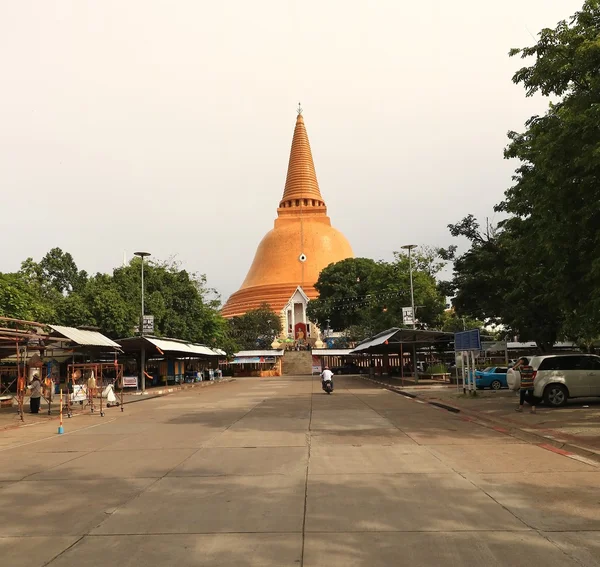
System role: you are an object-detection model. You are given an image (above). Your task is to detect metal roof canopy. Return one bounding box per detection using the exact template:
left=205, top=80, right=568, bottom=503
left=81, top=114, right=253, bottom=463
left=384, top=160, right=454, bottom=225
left=48, top=325, right=121, bottom=349
left=312, top=349, right=354, bottom=356
left=350, top=327, right=454, bottom=355
left=117, top=336, right=224, bottom=358
left=233, top=350, right=285, bottom=358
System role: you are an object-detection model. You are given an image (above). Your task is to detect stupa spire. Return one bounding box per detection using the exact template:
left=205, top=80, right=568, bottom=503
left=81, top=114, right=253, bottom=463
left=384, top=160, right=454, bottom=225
left=278, top=110, right=326, bottom=214
left=221, top=110, right=353, bottom=319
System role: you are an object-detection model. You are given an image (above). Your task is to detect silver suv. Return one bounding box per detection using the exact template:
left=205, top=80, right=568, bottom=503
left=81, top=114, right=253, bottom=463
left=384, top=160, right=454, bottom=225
left=506, top=354, right=600, bottom=407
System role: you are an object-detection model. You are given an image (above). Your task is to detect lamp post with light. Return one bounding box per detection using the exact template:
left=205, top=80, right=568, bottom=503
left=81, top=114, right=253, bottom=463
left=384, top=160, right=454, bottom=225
left=134, top=251, right=151, bottom=392
left=401, top=244, right=418, bottom=382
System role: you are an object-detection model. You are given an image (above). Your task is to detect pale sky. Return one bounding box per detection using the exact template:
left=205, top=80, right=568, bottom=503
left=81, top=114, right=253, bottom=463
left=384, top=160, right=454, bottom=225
left=0, top=1, right=582, bottom=302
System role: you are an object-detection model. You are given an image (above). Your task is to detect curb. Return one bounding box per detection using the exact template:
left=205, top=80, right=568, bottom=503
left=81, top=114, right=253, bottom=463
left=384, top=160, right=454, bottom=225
left=359, top=374, right=600, bottom=466
left=123, top=378, right=234, bottom=404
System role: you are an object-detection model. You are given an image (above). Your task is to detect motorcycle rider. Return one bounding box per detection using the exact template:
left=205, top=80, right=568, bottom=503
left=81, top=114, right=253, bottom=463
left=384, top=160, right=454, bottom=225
left=321, top=366, right=334, bottom=391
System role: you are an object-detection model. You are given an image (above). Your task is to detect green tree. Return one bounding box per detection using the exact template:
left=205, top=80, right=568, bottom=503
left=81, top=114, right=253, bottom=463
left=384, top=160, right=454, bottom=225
left=0, top=272, right=55, bottom=322
left=38, top=248, right=88, bottom=293
left=20, top=248, right=87, bottom=294
left=497, top=0, right=600, bottom=347
left=228, top=304, right=283, bottom=350
left=443, top=215, right=563, bottom=352
left=53, top=293, right=95, bottom=328
left=307, top=253, right=447, bottom=341
left=440, top=310, right=485, bottom=334
left=2, top=249, right=231, bottom=349
left=109, top=258, right=227, bottom=343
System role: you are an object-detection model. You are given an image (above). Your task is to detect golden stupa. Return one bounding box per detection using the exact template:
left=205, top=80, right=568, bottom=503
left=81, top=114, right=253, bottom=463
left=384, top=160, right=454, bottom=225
left=222, top=110, right=354, bottom=318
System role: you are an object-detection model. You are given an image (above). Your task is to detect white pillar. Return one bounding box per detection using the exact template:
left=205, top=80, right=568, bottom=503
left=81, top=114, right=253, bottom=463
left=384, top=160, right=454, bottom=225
left=471, top=350, right=477, bottom=395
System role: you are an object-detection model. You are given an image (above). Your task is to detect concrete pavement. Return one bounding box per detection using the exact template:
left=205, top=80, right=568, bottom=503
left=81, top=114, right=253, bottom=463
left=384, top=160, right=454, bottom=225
left=396, top=382, right=600, bottom=457
left=0, top=376, right=599, bottom=566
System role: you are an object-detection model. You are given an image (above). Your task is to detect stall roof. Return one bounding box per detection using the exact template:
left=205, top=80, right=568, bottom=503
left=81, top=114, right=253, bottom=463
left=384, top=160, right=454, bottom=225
left=351, top=328, right=454, bottom=354
left=312, top=349, right=354, bottom=356
left=507, top=341, right=577, bottom=350
left=48, top=325, right=121, bottom=349
left=234, top=350, right=285, bottom=357
left=145, top=337, right=217, bottom=357
left=117, top=336, right=224, bottom=357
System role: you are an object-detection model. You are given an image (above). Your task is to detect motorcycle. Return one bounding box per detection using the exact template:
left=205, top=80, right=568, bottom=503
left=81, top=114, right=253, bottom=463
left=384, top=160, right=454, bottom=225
left=322, top=380, right=333, bottom=394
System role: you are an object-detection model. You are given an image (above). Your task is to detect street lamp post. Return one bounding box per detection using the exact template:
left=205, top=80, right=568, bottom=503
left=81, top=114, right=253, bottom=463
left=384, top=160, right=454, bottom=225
left=401, top=244, right=418, bottom=383
left=134, top=251, right=151, bottom=392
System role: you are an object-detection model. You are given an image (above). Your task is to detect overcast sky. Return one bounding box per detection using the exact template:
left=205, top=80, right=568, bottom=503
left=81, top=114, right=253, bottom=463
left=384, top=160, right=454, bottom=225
left=0, top=0, right=582, bottom=301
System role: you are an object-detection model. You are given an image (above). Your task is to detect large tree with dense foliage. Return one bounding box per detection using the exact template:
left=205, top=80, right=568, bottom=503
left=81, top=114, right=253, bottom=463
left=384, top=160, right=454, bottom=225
left=228, top=304, right=283, bottom=350
left=307, top=250, right=447, bottom=341
left=442, top=215, right=563, bottom=351
left=497, top=0, right=600, bottom=348
left=445, top=1, right=600, bottom=351
left=1, top=249, right=233, bottom=350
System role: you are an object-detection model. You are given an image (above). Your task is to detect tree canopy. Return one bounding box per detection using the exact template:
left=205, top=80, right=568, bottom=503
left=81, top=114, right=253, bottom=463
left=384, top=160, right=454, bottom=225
left=445, top=1, right=600, bottom=351
left=228, top=304, right=283, bottom=350
left=307, top=249, right=448, bottom=342
left=0, top=248, right=237, bottom=352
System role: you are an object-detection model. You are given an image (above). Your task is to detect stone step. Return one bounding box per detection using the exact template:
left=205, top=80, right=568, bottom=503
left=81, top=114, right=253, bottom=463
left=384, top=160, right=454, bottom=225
left=282, top=350, right=313, bottom=376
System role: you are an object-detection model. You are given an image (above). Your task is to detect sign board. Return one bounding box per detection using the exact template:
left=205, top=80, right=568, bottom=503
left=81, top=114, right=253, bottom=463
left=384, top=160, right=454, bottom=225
left=454, top=329, right=481, bottom=352
left=142, top=315, right=154, bottom=334
left=402, top=307, right=414, bottom=325
left=70, top=384, right=87, bottom=402
left=123, top=376, right=138, bottom=388
left=312, top=355, right=322, bottom=375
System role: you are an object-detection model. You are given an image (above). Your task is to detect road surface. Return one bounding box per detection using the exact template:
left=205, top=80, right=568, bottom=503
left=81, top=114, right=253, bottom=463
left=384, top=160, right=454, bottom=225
left=0, top=376, right=599, bottom=566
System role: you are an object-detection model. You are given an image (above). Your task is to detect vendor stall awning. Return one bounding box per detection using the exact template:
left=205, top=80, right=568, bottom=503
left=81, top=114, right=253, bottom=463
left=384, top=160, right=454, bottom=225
left=231, top=356, right=278, bottom=364
left=145, top=337, right=218, bottom=357
left=48, top=325, right=121, bottom=349
left=233, top=350, right=284, bottom=357
left=117, top=336, right=224, bottom=357
left=311, top=349, right=354, bottom=356
left=351, top=328, right=454, bottom=354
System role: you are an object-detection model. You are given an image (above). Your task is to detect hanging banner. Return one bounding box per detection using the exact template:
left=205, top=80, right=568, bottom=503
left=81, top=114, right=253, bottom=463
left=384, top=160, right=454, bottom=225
left=402, top=307, right=414, bottom=325
left=312, top=355, right=322, bottom=374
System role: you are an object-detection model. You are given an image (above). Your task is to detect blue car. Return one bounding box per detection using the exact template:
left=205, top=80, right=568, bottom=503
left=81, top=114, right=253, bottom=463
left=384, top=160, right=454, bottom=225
left=474, top=366, right=509, bottom=390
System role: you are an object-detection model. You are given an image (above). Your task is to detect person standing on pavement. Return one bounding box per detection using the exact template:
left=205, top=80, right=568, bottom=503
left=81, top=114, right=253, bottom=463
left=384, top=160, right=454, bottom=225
left=513, top=357, right=536, bottom=414
left=28, top=374, right=42, bottom=414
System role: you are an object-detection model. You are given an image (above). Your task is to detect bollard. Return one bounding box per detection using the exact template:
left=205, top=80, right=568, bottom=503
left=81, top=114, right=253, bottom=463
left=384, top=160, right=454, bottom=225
left=58, top=388, right=64, bottom=434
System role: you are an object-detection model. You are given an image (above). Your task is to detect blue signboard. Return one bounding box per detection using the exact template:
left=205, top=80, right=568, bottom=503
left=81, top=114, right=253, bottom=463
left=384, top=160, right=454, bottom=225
left=454, top=329, right=481, bottom=352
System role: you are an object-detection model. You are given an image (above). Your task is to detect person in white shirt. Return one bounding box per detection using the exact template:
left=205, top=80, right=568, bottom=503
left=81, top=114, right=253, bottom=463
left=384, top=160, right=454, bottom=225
left=321, top=367, right=334, bottom=391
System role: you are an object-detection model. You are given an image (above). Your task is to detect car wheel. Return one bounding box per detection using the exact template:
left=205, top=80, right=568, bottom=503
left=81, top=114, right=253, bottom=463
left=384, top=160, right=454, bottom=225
left=491, top=380, right=502, bottom=390
left=543, top=384, right=568, bottom=408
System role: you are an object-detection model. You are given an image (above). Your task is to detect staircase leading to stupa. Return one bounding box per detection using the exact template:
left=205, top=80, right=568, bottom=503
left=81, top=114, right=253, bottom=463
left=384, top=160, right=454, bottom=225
left=282, top=350, right=313, bottom=376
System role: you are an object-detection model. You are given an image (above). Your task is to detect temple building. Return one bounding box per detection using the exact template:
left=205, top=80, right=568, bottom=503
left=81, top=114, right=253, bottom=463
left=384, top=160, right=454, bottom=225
left=222, top=110, right=354, bottom=342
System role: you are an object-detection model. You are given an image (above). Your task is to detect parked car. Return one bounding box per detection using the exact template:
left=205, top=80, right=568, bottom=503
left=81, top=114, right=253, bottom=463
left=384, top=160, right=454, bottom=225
left=507, top=354, right=600, bottom=407
left=474, top=366, right=508, bottom=390
left=332, top=363, right=360, bottom=375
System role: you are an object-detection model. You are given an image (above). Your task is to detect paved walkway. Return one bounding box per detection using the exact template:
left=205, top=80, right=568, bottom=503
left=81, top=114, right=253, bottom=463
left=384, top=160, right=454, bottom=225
left=405, top=384, right=600, bottom=455
left=1, top=376, right=599, bottom=566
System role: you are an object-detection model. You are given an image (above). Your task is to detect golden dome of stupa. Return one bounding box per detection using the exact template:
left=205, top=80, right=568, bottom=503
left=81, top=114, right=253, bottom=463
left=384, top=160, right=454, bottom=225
left=222, top=111, right=354, bottom=317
